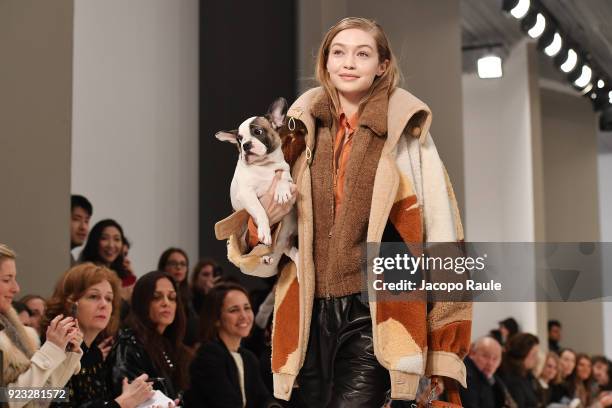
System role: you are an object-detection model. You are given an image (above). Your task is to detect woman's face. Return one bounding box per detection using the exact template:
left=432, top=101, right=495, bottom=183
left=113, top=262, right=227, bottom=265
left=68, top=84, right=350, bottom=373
left=218, top=290, right=253, bottom=340
left=149, top=278, right=177, bottom=334
left=593, top=361, right=610, bottom=386
left=77, top=280, right=114, bottom=334
left=24, top=298, right=45, bottom=333
left=576, top=357, right=592, bottom=381
left=0, top=259, right=20, bottom=313
left=195, top=265, right=214, bottom=294
left=541, top=356, right=559, bottom=382
left=326, top=28, right=388, bottom=102
left=560, top=350, right=577, bottom=378
left=164, top=252, right=188, bottom=283
left=98, top=226, right=122, bottom=265
left=523, top=344, right=540, bottom=371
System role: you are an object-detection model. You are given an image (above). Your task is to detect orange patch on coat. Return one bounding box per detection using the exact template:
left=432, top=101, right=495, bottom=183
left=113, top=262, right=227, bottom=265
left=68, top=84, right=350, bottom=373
left=389, top=196, right=423, bottom=245
left=376, top=300, right=427, bottom=348
left=271, top=276, right=300, bottom=371
left=428, top=320, right=472, bottom=358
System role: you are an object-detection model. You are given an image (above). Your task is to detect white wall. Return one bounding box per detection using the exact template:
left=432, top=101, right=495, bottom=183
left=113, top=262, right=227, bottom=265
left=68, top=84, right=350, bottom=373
left=71, top=0, right=199, bottom=275
left=598, top=148, right=612, bottom=356
left=463, top=40, right=542, bottom=340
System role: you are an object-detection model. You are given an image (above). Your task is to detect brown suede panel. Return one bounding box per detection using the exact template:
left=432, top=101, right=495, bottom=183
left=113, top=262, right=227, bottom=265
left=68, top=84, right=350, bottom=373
left=428, top=320, right=472, bottom=358
left=389, top=195, right=422, bottom=244
left=376, top=300, right=428, bottom=349
left=271, top=271, right=300, bottom=371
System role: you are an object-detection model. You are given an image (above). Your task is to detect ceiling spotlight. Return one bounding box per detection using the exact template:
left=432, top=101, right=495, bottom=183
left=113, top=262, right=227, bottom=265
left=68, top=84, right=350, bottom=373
left=574, top=65, right=592, bottom=88
left=544, top=33, right=562, bottom=56
left=510, top=0, right=531, bottom=19
left=560, top=49, right=578, bottom=73
left=609, top=91, right=612, bottom=104
left=597, top=80, right=605, bottom=89
left=591, top=93, right=597, bottom=100
left=478, top=55, right=503, bottom=79
left=527, top=13, right=546, bottom=38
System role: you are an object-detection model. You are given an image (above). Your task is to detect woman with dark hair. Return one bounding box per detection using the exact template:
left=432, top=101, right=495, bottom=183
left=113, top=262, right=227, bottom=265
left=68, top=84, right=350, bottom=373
left=190, top=258, right=220, bottom=313
left=80, top=219, right=137, bottom=301
left=158, top=247, right=199, bottom=349
left=499, top=333, right=540, bottom=408
left=109, top=271, right=190, bottom=401
left=184, top=282, right=279, bottom=408
left=569, top=353, right=595, bottom=407
left=19, top=294, right=46, bottom=336
left=551, top=348, right=578, bottom=403
left=499, top=317, right=520, bottom=345
left=44, top=263, right=154, bottom=408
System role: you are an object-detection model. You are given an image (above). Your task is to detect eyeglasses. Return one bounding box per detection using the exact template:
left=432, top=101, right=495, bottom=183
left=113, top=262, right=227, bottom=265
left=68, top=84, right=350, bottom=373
left=166, top=261, right=187, bottom=268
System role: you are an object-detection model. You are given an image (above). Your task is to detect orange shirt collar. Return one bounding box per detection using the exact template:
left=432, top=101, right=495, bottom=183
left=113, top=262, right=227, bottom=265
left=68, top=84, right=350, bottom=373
left=338, top=109, right=359, bottom=131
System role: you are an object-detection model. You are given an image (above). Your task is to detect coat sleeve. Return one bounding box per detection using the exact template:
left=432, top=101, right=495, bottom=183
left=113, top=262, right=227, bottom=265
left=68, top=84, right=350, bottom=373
left=215, top=209, right=287, bottom=278
left=418, top=133, right=472, bottom=387
left=6, top=341, right=82, bottom=408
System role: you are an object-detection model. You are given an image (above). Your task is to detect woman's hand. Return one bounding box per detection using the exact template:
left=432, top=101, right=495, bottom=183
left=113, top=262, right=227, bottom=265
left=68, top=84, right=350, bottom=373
left=66, top=323, right=84, bottom=352
left=260, top=171, right=297, bottom=225
left=45, top=315, right=78, bottom=350
left=97, top=336, right=114, bottom=360
left=120, top=284, right=134, bottom=302
left=115, top=374, right=155, bottom=408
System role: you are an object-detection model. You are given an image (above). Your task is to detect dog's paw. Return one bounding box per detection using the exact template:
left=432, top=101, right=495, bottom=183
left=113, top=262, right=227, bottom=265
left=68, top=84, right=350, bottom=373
left=261, top=255, right=274, bottom=265
left=258, top=224, right=272, bottom=246
left=274, top=182, right=292, bottom=204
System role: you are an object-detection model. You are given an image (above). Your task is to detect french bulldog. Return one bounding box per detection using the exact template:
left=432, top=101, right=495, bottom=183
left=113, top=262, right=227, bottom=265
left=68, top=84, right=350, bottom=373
left=216, top=98, right=305, bottom=269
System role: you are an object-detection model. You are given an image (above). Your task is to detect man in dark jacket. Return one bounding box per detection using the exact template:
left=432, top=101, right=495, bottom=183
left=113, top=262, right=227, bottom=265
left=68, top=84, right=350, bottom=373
left=461, top=336, right=516, bottom=408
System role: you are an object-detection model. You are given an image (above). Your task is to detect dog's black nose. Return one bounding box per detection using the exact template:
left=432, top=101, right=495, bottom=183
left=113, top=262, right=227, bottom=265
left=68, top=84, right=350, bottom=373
left=242, top=141, right=252, bottom=151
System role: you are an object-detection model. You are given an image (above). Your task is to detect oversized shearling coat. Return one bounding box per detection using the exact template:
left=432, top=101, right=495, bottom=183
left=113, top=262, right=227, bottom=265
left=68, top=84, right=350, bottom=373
left=215, top=86, right=472, bottom=401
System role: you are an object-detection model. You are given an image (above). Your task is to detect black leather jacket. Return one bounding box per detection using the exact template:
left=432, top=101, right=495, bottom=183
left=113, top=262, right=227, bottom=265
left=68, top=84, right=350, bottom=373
left=108, top=328, right=179, bottom=400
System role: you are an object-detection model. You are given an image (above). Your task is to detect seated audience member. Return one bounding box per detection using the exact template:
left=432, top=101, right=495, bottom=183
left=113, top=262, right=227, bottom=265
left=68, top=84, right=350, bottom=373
left=190, top=258, right=220, bottom=313
left=19, top=294, right=46, bottom=336
left=551, top=348, right=578, bottom=403
left=569, top=353, right=595, bottom=407
left=12, top=301, right=32, bottom=327
left=0, top=244, right=82, bottom=401
left=460, top=336, right=516, bottom=408
left=536, top=352, right=562, bottom=407
left=548, top=320, right=562, bottom=354
left=158, top=248, right=199, bottom=349
left=45, top=263, right=154, bottom=408
left=80, top=219, right=136, bottom=301
left=592, top=356, right=612, bottom=394
left=184, top=282, right=280, bottom=408
left=499, top=333, right=540, bottom=408
left=499, top=317, right=520, bottom=345
left=109, top=271, right=190, bottom=402
left=71, top=194, right=93, bottom=265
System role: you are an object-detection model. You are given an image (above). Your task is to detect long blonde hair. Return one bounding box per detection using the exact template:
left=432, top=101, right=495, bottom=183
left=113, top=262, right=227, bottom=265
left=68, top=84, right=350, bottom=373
left=315, top=17, right=400, bottom=117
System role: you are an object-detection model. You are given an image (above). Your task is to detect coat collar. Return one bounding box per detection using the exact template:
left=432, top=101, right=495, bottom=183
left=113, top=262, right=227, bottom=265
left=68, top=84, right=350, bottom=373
left=310, top=74, right=392, bottom=137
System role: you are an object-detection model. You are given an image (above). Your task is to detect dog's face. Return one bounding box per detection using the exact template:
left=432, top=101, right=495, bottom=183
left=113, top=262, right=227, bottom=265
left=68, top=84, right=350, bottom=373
left=216, top=98, right=288, bottom=165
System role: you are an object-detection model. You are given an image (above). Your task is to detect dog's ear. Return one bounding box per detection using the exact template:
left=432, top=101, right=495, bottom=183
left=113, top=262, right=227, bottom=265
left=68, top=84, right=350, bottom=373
left=215, top=130, right=239, bottom=144
left=266, top=97, right=288, bottom=130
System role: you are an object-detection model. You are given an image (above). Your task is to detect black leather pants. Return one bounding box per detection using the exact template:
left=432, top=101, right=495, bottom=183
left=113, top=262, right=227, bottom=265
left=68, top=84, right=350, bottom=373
left=295, top=294, right=390, bottom=407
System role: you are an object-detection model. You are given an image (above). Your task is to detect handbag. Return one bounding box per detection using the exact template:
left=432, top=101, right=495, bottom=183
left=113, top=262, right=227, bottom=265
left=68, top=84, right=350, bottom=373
left=423, top=377, right=463, bottom=408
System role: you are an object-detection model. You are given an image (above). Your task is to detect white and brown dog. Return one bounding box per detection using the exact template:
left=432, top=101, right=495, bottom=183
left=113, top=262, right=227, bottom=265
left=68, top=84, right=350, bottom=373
left=216, top=98, right=304, bottom=269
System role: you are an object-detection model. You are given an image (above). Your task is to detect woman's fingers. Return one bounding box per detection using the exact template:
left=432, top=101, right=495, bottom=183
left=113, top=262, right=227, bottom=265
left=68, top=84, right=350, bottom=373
left=49, top=314, right=63, bottom=330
